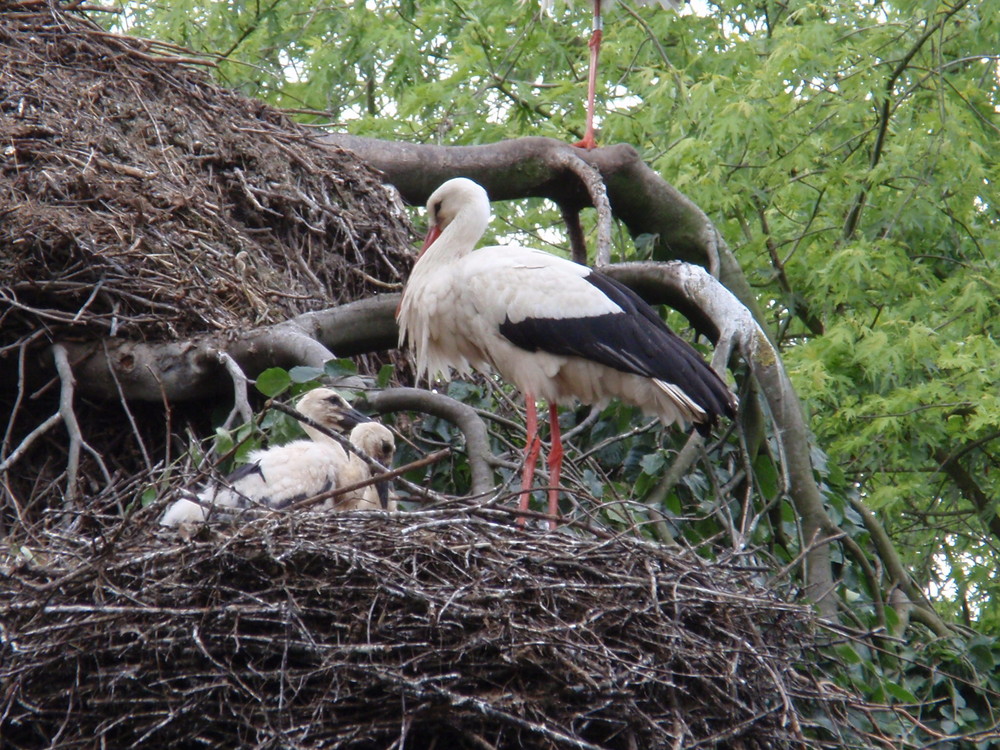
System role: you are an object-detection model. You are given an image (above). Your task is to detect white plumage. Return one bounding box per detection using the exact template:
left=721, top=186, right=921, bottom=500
left=160, top=388, right=395, bottom=527
left=397, top=177, right=735, bottom=525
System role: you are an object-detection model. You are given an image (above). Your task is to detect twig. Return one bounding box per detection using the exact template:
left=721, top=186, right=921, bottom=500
left=217, top=352, right=253, bottom=429
left=545, top=150, right=613, bottom=266
left=51, top=345, right=112, bottom=506
left=102, top=340, right=152, bottom=473
left=0, top=414, right=63, bottom=475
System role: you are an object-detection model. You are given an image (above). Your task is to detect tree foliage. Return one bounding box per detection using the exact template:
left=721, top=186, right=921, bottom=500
left=106, top=0, right=1000, bottom=744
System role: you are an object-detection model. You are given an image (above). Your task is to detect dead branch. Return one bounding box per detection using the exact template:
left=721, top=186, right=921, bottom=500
left=367, top=387, right=495, bottom=498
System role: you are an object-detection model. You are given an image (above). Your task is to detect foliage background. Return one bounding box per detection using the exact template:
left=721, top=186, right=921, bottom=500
left=108, top=0, right=1000, bottom=743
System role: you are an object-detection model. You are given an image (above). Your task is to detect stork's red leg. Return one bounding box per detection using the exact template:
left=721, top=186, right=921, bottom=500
left=519, top=395, right=542, bottom=525
left=545, top=402, right=563, bottom=529
left=573, top=0, right=603, bottom=150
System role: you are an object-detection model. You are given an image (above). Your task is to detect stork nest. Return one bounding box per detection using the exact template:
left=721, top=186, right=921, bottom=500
left=0, top=0, right=413, bottom=347
left=0, top=505, right=855, bottom=749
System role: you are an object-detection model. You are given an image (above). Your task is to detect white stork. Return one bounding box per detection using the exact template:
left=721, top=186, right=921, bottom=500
left=160, top=388, right=396, bottom=527
left=396, top=177, right=735, bottom=526
left=538, top=0, right=682, bottom=149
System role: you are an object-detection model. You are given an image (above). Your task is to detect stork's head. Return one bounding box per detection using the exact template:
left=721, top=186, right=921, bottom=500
left=296, top=388, right=370, bottom=434
left=420, top=177, right=491, bottom=258
left=350, top=422, right=395, bottom=467
left=350, top=422, right=396, bottom=509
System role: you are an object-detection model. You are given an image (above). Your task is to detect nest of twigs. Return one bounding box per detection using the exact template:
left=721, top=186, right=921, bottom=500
left=0, top=1, right=414, bottom=525
left=0, top=0, right=412, bottom=346
left=0, top=505, right=849, bottom=749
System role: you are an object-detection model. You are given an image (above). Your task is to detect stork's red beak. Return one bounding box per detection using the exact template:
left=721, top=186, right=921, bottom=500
left=419, top=224, right=442, bottom=257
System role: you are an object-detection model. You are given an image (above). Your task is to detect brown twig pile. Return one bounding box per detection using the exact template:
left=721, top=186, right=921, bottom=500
left=0, top=0, right=412, bottom=347
left=0, top=1, right=413, bottom=526
left=0, top=505, right=855, bottom=749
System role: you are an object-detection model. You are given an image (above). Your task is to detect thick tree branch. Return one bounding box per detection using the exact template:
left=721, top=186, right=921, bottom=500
left=321, top=134, right=763, bottom=321
left=604, top=262, right=838, bottom=616
left=366, top=387, right=495, bottom=498
left=40, top=296, right=399, bottom=402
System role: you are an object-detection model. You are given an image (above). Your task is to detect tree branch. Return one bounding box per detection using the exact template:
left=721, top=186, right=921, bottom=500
left=604, top=261, right=838, bottom=616
left=365, top=387, right=495, bottom=498
left=321, top=134, right=764, bottom=320
left=41, top=296, right=398, bottom=402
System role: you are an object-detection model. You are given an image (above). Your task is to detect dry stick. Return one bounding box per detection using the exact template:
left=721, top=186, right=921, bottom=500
left=472, top=491, right=617, bottom=541
left=51, top=344, right=112, bottom=503
left=102, top=340, right=153, bottom=473
left=0, top=413, right=63, bottom=475
left=546, top=149, right=613, bottom=267
left=216, top=351, right=253, bottom=428
left=285, top=449, right=451, bottom=512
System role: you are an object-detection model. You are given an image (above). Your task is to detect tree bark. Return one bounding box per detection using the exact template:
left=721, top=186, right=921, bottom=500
left=605, top=262, right=838, bottom=617
left=43, top=296, right=399, bottom=402
left=322, top=134, right=764, bottom=324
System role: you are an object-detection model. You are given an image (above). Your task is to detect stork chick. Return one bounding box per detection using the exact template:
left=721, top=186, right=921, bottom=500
left=160, top=388, right=395, bottom=527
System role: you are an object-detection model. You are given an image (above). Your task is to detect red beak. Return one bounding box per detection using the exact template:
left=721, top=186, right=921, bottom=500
left=419, top=224, right=442, bottom=257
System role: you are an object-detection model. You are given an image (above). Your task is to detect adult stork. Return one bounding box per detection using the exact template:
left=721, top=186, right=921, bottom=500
left=538, top=0, right=682, bottom=149
left=396, top=177, right=736, bottom=526
left=160, top=388, right=396, bottom=527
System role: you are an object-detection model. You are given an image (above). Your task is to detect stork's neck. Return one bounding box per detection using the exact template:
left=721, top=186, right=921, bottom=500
left=424, top=198, right=490, bottom=263
left=301, top=423, right=333, bottom=444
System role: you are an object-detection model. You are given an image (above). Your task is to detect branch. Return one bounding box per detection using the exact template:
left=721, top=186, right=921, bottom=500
left=322, top=134, right=763, bottom=318
left=217, top=352, right=253, bottom=429
left=544, top=148, right=613, bottom=266
left=365, top=388, right=495, bottom=498
left=603, top=262, right=838, bottom=616
left=842, top=2, right=970, bottom=239
left=41, top=296, right=397, bottom=402
left=933, top=446, right=1000, bottom=542
left=848, top=496, right=952, bottom=637
left=51, top=344, right=111, bottom=504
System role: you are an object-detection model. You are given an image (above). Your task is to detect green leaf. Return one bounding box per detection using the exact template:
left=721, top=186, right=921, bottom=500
left=140, top=486, right=158, bottom=507
left=884, top=682, right=918, bottom=704
left=376, top=364, right=395, bottom=389
left=639, top=451, right=665, bottom=476
left=324, top=359, right=358, bottom=378
left=256, top=368, right=292, bottom=397
left=753, top=454, right=779, bottom=498
left=213, top=427, right=234, bottom=456
left=289, top=365, right=326, bottom=383
left=836, top=644, right=862, bottom=665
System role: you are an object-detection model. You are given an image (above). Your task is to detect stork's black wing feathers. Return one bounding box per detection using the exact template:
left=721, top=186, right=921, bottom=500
left=225, top=461, right=264, bottom=485
left=498, top=270, right=735, bottom=423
